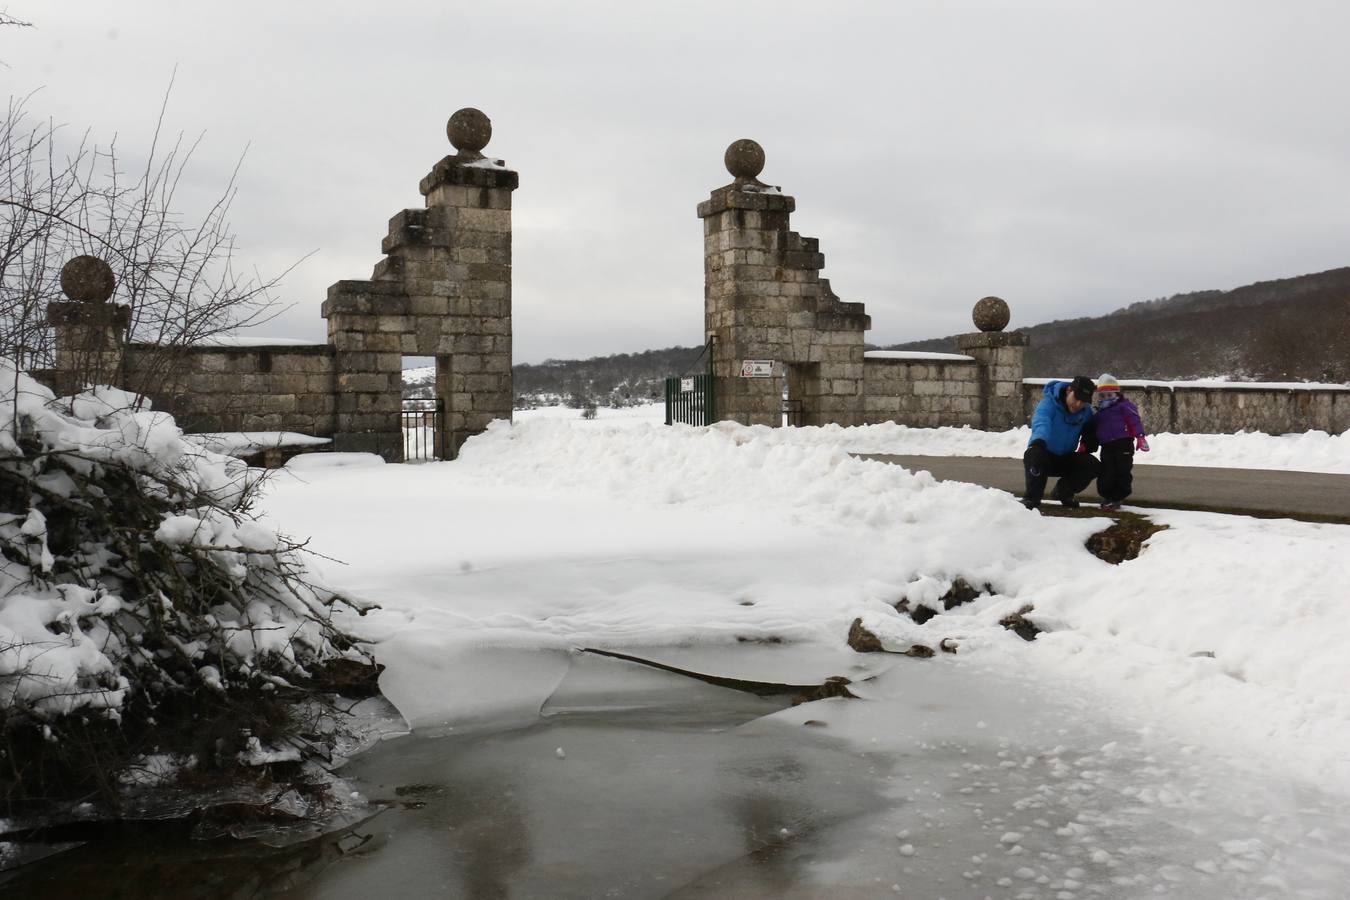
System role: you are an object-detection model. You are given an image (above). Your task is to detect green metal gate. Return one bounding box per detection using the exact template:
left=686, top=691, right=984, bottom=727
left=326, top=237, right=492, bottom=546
left=664, top=340, right=715, bottom=426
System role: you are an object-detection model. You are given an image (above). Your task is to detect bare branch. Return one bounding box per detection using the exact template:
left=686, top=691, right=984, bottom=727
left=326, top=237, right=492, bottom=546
left=1, top=82, right=303, bottom=400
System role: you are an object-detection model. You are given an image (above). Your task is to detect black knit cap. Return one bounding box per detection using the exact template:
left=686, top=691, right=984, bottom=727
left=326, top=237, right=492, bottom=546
left=1069, top=375, right=1096, bottom=402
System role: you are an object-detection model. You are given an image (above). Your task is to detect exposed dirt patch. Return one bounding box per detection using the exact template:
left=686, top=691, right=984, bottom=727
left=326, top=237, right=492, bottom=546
left=847, top=618, right=936, bottom=658
left=901, top=577, right=995, bottom=625
left=847, top=618, right=885, bottom=653
left=999, top=605, right=1042, bottom=642
left=1085, top=512, right=1167, bottom=564
left=940, top=577, right=989, bottom=609
left=909, top=605, right=938, bottom=625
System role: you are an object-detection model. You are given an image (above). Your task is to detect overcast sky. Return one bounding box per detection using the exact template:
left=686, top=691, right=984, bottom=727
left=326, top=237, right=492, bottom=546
left=6, top=1, right=1350, bottom=363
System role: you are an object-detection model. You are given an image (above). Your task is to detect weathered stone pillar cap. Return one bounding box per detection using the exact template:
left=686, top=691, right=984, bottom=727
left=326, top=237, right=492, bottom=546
left=972, top=296, right=1011, bottom=332
left=60, top=255, right=116, bottom=303
left=720, top=138, right=781, bottom=193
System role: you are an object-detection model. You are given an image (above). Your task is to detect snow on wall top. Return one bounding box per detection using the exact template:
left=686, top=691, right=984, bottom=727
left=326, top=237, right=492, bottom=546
left=197, top=336, right=327, bottom=348
left=186, top=432, right=333, bottom=456
left=865, top=350, right=976, bottom=362
left=1024, top=377, right=1350, bottom=392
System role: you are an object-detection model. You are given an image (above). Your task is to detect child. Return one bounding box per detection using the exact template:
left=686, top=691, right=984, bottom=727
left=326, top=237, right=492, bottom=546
left=1090, top=374, right=1149, bottom=511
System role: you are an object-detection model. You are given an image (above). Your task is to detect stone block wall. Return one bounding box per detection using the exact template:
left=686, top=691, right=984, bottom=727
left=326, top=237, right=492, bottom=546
left=862, top=354, right=982, bottom=427
left=45, top=300, right=130, bottom=397
left=122, top=344, right=336, bottom=435
left=956, top=330, right=1028, bottom=430
left=322, top=126, right=518, bottom=460
left=698, top=163, right=870, bottom=426
left=1022, top=380, right=1350, bottom=435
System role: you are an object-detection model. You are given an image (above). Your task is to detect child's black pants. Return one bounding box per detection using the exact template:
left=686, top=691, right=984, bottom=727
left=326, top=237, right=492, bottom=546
left=1096, top=438, right=1135, bottom=503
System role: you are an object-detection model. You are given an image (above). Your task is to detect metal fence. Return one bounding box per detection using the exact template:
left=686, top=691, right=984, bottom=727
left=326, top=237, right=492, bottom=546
left=401, top=398, right=444, bottom=460
left=664, top=339, right=715, bottom=426
left=664, top=372, right=715, bottom=426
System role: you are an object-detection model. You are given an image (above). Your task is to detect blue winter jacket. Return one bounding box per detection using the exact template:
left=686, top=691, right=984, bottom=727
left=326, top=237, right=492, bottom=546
left=1028, top=380, right=1094, bottom=455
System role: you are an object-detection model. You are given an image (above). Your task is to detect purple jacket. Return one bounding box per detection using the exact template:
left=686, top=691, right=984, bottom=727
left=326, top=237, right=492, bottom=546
left=1093, top=397, right=1145, bottom=444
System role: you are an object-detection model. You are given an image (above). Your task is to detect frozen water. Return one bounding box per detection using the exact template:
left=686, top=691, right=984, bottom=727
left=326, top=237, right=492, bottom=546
left=7, top=648, right=1349, bottom=897
left=280, top=650, right=1350, bottom=899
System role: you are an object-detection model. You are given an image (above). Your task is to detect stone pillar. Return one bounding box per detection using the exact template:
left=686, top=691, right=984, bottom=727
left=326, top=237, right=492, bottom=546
left=697, top=140, right=869, bottom=427
left=955, top=296, right=1028, bottom=431
left=47, top=256, right=130, bottom=396
left=418, top=110, right=517, bottom=458
left=322, top=108, right=518, bottom=461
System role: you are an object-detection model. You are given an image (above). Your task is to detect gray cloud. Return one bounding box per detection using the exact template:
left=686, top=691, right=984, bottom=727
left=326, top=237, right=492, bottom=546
left=7, top=0, right=1350, bottom=362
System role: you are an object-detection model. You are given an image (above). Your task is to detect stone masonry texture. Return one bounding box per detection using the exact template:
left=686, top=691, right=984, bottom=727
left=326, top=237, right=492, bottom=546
left=46, top=300, right=131, bottom=397
left=956, top=330, right=1029, bottom=430
left=322, top=139, right=518, bottom=461
left=698, top=181, right=870, bottom=426
left=122, top=344, right=336, bottom=435
left=862, top=357, right=982, bottom=427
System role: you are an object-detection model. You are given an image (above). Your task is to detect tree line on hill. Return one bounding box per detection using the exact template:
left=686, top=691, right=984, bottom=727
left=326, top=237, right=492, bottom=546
left=502, top=345, right=706, bottom=408
left=891, top=267, right=1350, bottom=383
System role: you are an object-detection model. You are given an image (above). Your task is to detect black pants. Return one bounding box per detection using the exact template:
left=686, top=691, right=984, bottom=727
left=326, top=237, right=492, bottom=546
left=1023, top=444, right=1100, bottom=507
left=1097, top=439, right=1135, bottom=503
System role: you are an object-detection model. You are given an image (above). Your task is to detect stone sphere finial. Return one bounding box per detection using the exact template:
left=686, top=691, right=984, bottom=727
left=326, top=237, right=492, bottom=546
left=447, top=108, right=492, bottom=156
left=972, top=296, right=1010, bottom=332
left=59, top=255, right=116, bottom=303
left=724, top=139, right=765, bottom=181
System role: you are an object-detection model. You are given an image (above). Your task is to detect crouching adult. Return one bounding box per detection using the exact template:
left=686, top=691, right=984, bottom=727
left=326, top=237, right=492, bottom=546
left=1023, top=375, right=1100, bottom=511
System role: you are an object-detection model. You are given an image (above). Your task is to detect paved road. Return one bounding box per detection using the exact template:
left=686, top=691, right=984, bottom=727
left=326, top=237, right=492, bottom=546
left=854, top=454, right=1350, bottom=523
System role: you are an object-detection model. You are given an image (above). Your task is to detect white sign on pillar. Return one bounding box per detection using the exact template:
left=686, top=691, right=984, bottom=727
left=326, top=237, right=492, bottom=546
left=740, top=360, right=774, bottom=378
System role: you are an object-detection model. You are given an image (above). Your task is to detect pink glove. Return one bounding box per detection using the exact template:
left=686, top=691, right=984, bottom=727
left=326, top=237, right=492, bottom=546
left=1135, top=435, right=1150, bottom=452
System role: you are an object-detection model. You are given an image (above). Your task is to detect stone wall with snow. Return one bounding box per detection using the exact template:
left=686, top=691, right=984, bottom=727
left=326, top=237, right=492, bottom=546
left=1022, top=379, right=1350, bottom=435
left=122, top=343, right=337, bottom=435
left=862, top=352, right=982, bottom=427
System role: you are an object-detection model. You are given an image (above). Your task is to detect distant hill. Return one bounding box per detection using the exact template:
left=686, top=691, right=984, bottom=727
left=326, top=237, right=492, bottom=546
left=403, top=345, right=706, bottom=407
left=402, top=267, right=1350, bottom=403
left=513, top=345, right=707, bottom=407
left=890, top=267, right=1350, bottom=382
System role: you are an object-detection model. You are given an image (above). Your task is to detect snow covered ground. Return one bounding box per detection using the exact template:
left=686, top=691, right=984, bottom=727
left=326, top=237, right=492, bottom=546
left=258, top=415, right=1350, bottom=895
left=261, top=417, right=1350, bottom=781
left=516, top=403, right=1350, bottom=474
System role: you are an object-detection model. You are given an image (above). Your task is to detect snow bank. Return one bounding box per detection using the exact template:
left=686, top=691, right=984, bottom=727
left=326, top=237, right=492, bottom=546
left=261, top=416, right=1350, bottom=793
left=520, top=407, right=1350, bottom=473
